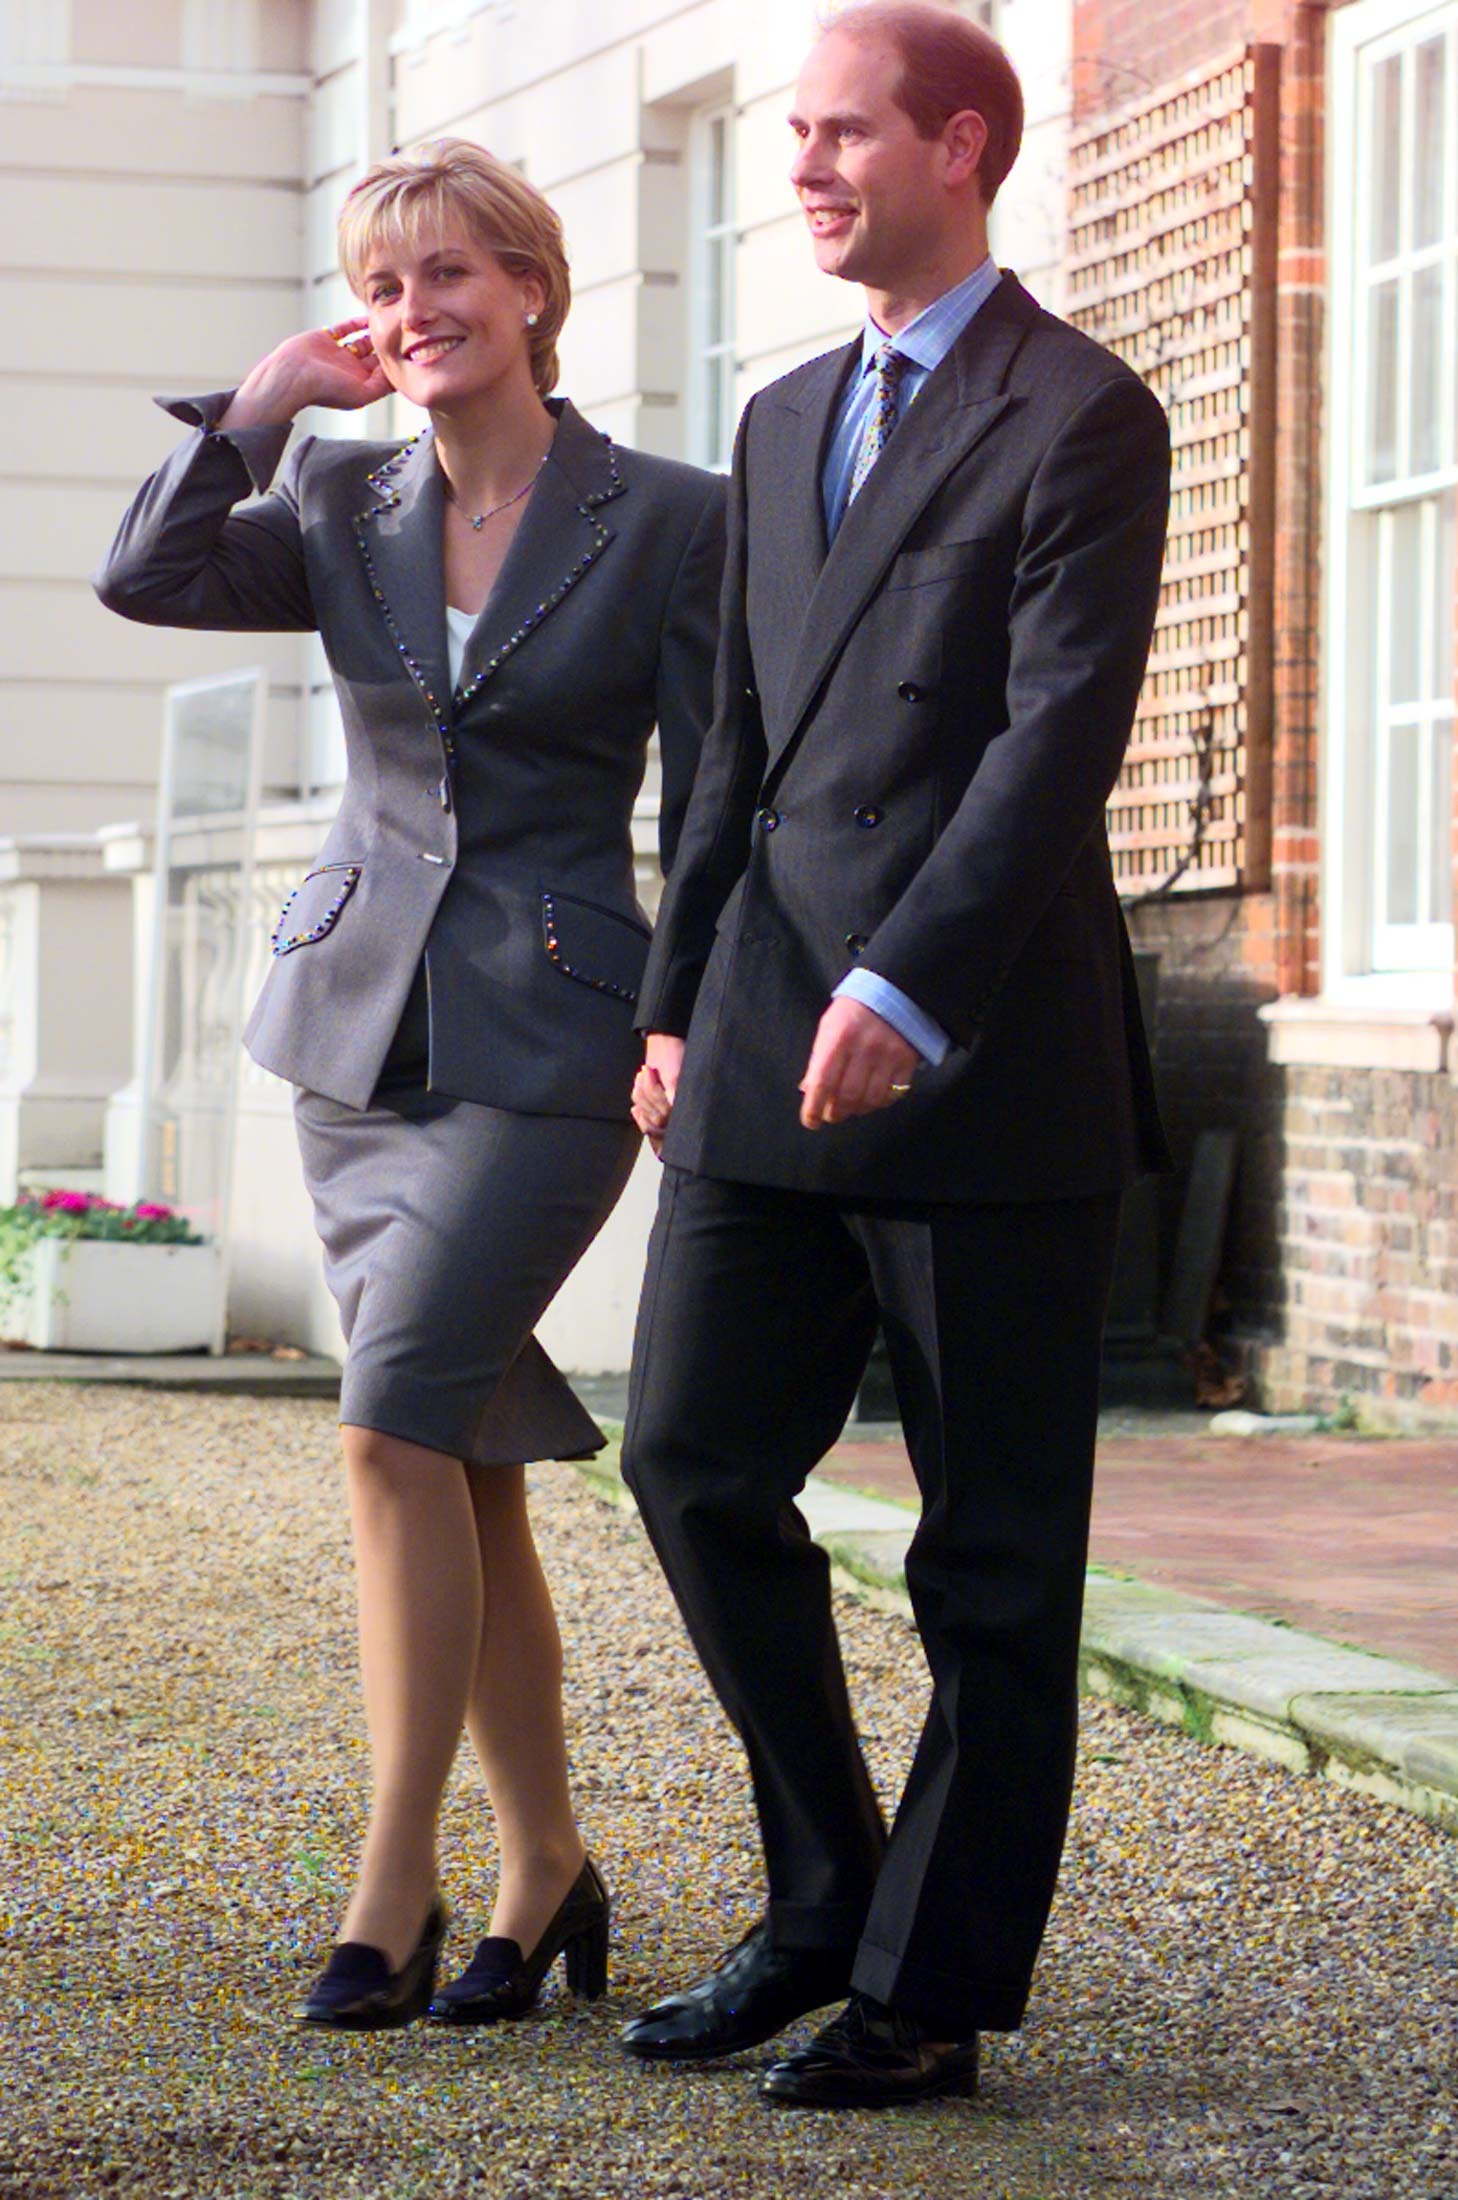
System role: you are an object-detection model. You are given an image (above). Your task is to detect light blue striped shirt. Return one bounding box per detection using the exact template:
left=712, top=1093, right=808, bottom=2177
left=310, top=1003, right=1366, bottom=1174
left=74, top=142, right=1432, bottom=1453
left=821, top=255, right=1002, bottom=541
left=826, top=256, right=1001, bottom=1067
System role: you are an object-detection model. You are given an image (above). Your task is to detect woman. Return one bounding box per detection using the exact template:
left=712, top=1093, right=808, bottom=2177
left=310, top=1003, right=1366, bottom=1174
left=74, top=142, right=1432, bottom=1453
left=96, top=141, right=724, bottom=2030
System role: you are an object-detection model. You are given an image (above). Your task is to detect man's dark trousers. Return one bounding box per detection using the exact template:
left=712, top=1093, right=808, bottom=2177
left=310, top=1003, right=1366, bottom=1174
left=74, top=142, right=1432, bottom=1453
left=622, top=1169, right=1121, bottom=2037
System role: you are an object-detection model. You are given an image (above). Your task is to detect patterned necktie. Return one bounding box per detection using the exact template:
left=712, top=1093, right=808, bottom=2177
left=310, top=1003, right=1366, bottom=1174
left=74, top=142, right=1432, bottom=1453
left=847, top=342, right=907, bottom=506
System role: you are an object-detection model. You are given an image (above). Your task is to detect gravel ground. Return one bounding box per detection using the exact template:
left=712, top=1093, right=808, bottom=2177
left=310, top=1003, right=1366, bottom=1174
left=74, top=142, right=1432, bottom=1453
left=0, top=1382, right=1453, bottom=2200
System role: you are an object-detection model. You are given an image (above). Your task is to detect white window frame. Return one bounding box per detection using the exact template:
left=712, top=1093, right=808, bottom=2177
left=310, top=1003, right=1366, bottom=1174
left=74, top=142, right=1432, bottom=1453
left=686, top=101, right=737, bottom=474
left=1325, top=0, right=1458, bottom=1002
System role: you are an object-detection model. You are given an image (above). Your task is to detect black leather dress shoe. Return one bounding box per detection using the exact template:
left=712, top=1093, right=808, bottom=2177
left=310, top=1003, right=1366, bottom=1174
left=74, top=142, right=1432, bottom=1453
left=759, top=1992, right=979, bottom=2107
left=429, top=1857, right=610, bottom=2025
left=619, top=1921, right=854, bottom=2062
left=298, top=1902, right=448, bottom=2030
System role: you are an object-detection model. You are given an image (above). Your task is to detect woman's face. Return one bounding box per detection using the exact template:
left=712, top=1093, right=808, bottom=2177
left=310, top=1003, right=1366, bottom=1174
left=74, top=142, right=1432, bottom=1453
left=357, top=221, right=544, bottom=410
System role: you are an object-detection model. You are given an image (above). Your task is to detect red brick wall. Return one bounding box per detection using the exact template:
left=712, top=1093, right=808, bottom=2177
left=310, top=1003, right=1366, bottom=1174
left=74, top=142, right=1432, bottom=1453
left=1269, top=3, right=1326, bottom=999
left=1072, top=0, right=1247, bottom=121
left=1254, top=1068, right=1458, bottom=1424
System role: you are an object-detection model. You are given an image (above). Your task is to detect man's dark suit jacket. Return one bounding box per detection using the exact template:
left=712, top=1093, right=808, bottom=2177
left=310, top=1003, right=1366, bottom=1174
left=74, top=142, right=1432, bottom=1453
left=636, top=273, right=1171, bottom=1203
left=97, top=396, right=724, bottom=1122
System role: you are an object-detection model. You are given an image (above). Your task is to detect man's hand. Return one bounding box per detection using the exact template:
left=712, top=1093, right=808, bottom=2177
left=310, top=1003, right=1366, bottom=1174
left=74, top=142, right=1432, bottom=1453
left=799, top=998, right=918, bottom=1130
left=632, top=1033, right=687, bottom=1155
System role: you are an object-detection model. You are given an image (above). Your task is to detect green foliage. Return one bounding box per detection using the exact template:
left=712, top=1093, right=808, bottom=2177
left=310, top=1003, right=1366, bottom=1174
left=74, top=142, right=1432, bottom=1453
left=1323, top=1391, right=1362, bottom=1433
left=0, top=1191, right=203, bottom=1324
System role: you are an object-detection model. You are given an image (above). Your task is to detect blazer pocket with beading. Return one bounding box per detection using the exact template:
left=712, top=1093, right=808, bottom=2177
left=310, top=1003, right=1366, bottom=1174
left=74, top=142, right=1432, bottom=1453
left=271, top=863, right=363, bottom=958
left=539, top=890, right=652, bottom=1006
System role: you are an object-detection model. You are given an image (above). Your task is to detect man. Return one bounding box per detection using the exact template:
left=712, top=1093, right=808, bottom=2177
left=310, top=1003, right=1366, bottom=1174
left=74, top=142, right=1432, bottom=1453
left=619, top=0, right=1170, bottom=2110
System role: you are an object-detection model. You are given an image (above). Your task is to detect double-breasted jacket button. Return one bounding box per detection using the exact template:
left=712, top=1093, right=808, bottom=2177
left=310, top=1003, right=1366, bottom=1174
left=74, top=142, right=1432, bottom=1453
left=845, top=932, right=869, bottom=955
left=757, top=806, right=781, bottom=832
left=853, top=804, right=883, bottom=829
left=897, top=680, right=927, bottom=703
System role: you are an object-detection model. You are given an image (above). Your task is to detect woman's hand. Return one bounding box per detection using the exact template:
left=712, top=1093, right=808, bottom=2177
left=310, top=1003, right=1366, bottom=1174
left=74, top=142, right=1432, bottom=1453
left=632, top=1034, right=686, bottom=1155
left=218, top=321, right=391, bottom=431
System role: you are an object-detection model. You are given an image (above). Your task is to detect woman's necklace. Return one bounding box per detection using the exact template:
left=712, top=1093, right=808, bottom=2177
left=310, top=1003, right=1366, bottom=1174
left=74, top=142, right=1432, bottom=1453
left=442, top=454, right=548, bottom=532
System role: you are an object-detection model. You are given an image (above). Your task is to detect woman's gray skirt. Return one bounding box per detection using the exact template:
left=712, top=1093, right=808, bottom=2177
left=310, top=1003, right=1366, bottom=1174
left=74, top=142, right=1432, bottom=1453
left=293, top=974, right=638, bottom=1469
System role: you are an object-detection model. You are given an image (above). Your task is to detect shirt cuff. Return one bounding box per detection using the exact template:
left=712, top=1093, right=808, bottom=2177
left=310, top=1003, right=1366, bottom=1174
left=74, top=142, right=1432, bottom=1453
left=833, top=968, right=951, bottom=1065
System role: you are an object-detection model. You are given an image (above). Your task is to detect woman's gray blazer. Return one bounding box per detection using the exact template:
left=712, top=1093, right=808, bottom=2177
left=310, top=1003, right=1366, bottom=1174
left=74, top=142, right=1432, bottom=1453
left=96, top=394, right=726, bottom=1121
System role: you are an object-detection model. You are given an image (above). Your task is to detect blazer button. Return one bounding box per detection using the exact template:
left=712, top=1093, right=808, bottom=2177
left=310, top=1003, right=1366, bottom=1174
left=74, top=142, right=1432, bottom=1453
left=897, top=680, right=927, bottom=703
left=757, top=807, right=781, bottom=831
left=845, top=932, right=869, bottom=955
left=853, top=805, right=883, bottom=828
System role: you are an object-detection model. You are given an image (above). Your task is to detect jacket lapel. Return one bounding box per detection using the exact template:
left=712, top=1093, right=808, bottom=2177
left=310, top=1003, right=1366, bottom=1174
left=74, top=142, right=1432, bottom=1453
left=768, top=275, right=1036, bottom=771
left=352, top=429, right=452, bottom=731
left=454, top=398, right=624, bottom=708
left=748, top=342, right=857, bottom=726
left=774, top=341, right=859, bottom=590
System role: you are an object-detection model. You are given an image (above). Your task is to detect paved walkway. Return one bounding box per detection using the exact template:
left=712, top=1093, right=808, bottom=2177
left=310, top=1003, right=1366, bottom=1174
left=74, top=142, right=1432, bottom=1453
left=817, top=1419, right=1458, bottom=1682
left=794, top=1414, right=1458, bottom=1840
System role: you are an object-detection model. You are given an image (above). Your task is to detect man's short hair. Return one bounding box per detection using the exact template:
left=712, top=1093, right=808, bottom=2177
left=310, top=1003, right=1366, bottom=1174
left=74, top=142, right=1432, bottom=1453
left=822, top=1, right=1024, bottom=204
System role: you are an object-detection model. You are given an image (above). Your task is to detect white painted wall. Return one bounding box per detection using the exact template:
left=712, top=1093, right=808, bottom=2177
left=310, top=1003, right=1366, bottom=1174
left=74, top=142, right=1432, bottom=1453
left=0, top=838, right=134, bottom=1198
left=993, top=0, right=1073, bottom=312
left=0, top=0, right=316, bottom=836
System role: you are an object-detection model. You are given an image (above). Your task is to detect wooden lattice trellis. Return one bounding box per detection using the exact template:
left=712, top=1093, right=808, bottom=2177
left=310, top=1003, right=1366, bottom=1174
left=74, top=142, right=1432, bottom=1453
left=1068, top=47, right=1279, bottom=896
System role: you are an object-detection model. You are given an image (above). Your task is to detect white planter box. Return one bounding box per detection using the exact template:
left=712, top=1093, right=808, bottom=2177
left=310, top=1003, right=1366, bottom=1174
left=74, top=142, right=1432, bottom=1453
left=16, top=1236, right=223, bottom=1354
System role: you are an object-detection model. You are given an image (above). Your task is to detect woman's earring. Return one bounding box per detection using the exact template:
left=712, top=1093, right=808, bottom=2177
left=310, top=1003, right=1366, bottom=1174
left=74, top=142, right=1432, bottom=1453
left=525, top=311, right=540, bottom=327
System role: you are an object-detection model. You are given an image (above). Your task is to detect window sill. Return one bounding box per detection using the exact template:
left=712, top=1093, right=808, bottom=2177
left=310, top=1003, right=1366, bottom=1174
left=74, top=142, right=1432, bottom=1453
left=1259, top=995, right=1455, bottom=1072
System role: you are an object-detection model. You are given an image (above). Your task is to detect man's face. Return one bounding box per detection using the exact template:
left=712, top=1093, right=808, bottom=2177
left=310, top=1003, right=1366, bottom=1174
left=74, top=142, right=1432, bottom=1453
left=788, top=30, right=948, bottom=292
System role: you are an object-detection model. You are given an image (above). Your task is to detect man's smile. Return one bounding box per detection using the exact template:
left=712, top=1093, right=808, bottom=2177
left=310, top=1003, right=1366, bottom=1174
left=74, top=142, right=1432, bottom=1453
left=805, top=203, right=857, bottom=234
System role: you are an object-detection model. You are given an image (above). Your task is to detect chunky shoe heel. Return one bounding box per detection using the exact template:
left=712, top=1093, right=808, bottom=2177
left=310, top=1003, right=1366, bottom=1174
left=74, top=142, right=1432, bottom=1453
left=564, top=1906, right=610, bottom=1999
left=429, top=1856, right=611, bottom=2025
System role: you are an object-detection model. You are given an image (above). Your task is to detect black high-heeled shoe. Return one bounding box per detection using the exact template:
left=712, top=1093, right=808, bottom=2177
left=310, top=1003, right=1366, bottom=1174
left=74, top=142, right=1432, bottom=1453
left=429, top=1857, right=609, bottom=2025
left=298, top=1901, right=449, bottom=2030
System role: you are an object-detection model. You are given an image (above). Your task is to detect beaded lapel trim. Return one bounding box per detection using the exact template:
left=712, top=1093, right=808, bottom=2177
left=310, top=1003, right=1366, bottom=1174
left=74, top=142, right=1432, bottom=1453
left=351, top=429, right=625, bottom=767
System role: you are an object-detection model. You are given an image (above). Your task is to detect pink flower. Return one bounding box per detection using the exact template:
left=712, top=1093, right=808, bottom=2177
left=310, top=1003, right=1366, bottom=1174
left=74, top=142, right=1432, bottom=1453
left=44, top=1191, right=95, bottom=1214
left=133, top=1202, right=175, bottom=1221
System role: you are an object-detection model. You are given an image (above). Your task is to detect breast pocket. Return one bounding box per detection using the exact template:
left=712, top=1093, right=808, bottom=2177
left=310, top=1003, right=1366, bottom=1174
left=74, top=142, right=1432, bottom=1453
left=270, top=863, right=362, bottom=958
left=540, top=890, right=651, bottom=1005
left=884, top=536, right=997, bottom=591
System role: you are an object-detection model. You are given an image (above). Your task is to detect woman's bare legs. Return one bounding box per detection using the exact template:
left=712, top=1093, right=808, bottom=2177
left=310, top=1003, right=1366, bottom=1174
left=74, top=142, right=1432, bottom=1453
left=333, top=1431, right=586, bottom=1971
left=464, top=1463, right=588, bottom=1952
left=338, top=1425, right=482, bottom=1970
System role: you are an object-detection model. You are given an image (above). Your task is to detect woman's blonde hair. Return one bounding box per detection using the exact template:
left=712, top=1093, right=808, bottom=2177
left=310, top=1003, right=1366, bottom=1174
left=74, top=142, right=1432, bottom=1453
left=338, top=139, right=571, bottom=397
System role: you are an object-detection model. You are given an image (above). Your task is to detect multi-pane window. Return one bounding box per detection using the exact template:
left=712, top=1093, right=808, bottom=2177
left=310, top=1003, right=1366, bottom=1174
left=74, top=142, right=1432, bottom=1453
left=1333, top=0, right=1457, bottom=977
left=690, top=104, right=736, bottom=472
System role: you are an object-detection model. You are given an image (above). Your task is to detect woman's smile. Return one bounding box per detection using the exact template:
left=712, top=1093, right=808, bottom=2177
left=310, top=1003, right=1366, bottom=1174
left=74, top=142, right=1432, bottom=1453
left=402, top=332, right=469, bottom=366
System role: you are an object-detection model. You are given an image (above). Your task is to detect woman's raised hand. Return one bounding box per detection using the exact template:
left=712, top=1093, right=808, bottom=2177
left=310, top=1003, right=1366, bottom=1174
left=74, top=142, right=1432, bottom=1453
left=218, top=321, right=391, bottom=431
